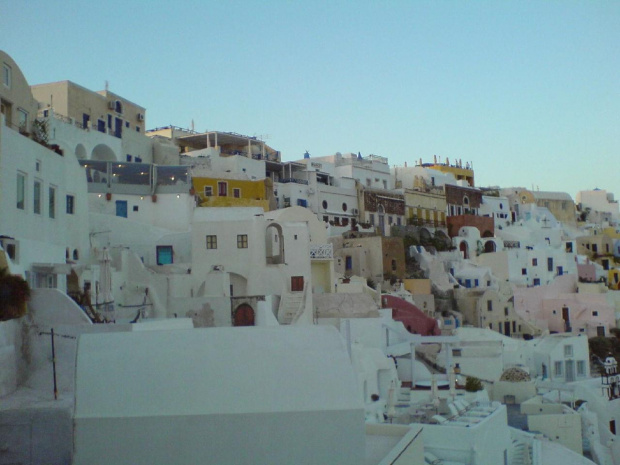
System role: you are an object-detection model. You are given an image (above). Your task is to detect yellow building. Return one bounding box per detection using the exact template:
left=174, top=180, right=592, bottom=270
left=192, top=175, right=275, bottom=211
left=427, top=163, right=474, bottom=186
left=403, top=189, right=447, bottom=227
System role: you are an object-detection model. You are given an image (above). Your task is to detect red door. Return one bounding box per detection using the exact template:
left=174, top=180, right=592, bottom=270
left=291, top=276, right=304, bottom=292
left=233, top=304, right=255, bottom=326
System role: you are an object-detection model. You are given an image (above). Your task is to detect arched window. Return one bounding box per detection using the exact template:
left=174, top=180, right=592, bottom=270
left=73, top=249, right=79, bottom=260
left=265, top=223, right=285, bottom=265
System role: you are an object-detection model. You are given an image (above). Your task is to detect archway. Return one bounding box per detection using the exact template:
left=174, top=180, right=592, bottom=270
left=91, top=143, right=116, bottom=161
left=378, top=204, right=385, bottom=235
left=484, top=241, right=496, bottom=253
left=482, top=230, right=494, bottom=238
left=75, top=143, right=87, bottom=159
left=233, top=304, right=255, bottom=326
left=265, top=222, right=285, bottom=265
left=459, top=241, right=469, bottom=259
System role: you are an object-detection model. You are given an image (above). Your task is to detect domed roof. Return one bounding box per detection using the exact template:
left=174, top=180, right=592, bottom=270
left=500, top=367, right=531, bottom=382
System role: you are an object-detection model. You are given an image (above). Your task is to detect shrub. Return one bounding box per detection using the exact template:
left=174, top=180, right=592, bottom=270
left=0, top=268, right=31, bottom=321
left=465, top=376, right=483, bottom=392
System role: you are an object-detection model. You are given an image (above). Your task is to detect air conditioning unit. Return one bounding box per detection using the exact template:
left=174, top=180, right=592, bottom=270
left=108, top=101, right=116, bottom=110
left=137, top=113, right=145, bottom=122
left=351, top=208, right=359, bottom=215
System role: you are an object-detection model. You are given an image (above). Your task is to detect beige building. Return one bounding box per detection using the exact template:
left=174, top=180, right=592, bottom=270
left=1, top=51, right=39, bottom=135
left=32, top=81, right=146, bottom=137
left=403, top=188, right=446, bottom=228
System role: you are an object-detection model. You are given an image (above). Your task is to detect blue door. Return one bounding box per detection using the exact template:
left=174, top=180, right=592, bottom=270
left=115, top=200, right=128, bottom=218
left=115, top=117, right=122, bottom=138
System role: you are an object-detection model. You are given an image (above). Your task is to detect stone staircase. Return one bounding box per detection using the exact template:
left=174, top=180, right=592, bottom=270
left=510, top=439, right=531, bottom=465
left=277, top=283, right=307, bottom=324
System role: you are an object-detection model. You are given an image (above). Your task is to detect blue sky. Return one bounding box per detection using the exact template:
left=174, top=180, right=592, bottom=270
left=2, top=1, right=618, bottom=197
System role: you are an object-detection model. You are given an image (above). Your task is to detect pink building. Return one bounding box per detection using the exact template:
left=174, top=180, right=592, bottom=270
left=513, top=274, right=615, bottom=338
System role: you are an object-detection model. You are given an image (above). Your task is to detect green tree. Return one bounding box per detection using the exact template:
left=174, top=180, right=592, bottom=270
left=465, top=376, right=483, bottom=392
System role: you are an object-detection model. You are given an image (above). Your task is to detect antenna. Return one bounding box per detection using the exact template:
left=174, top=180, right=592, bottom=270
left=105, top=80, right=109, bottom=92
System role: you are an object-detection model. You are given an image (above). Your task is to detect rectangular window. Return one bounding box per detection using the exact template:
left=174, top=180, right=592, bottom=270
left=577, top=361, right=586, bottom=376
left=345, top=256, right=352, bottom=270
left=206, top=235, right=217, bottom=249
left=452, top=349, right=462, bottom=357
left=388, top=216, right=393, bottom=224
left=532, top=258, right=538, bottom=266
left=48, top=186, right=56, bottom=218
left=218, top=181, right=227, bottom=196
left=557, top=266, right=563, bottom=276
left=204, top=186, right=213, bottom=196
left=33, top=180, right=41, bottom=214
left=233, top=188, right=241, bottom=198
left=547, top=257, right=553, bottom=272
left=592, top=243, right=598, bottom=253
left=474, top=279, right=479, bottom=287
left=17, top=108, right=28, bottom=132
left=397, top=217, right=401, bottom=226
left=2, top=63, right=11, bottom=87
left=237, top=234, right=248, bottom=249
left=291, top=276, right=304, bottom=292
left=156, top=245, right=173, bottom=265
left=16, top=172, right=25, bottom=210
left=522, top=268, right=527, bottom=275
left=487, top=300, right=493, bottom=311
left=504, top=307, right=509, bottom=316
left=564, top=345, right=573, bottom=357
left=554, top=361, right=563, bottom=376
left=369, top=214, right=375, bottom=225
left=512, top=321, right=516, bottom=333
left=66, top=195, right=75, bottom=214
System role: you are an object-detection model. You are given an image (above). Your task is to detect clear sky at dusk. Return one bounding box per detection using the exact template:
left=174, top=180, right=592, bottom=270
left=1, top=1, right=618, bottom=197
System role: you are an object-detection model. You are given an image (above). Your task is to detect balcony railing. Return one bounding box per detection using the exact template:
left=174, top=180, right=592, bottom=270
left=279, top=178, right=309, bottom=185
left=310, top=243, right=333, bottom=260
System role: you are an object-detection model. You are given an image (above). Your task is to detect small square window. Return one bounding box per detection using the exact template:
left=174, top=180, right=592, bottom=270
left=133, top=205, right=139, bottom=212
left=126, top=155, right=132, bottom=162
left=156, top=245, right=173, bottom=265
left=237, top=234, right=248, bottom=249
left=522, top=268, right=527, bottom=275
left=564, top=345, right=573, bottom=357
left=206, top=235, right=217, bottom=249
left=593, top=311, right=598, bottom=316
left=204, top=186, right=213, bottom=196
left=125, top=121, right=130, bottom=128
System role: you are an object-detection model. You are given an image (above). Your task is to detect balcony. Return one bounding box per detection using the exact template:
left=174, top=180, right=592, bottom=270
left=310, top=244, right=333, bottom=260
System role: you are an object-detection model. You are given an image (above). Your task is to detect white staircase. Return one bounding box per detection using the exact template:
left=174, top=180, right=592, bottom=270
left=277, top=283, right=307, bottom=324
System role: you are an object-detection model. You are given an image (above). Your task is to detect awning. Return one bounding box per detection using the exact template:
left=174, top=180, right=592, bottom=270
left=31, top=263, right=72, bottom=274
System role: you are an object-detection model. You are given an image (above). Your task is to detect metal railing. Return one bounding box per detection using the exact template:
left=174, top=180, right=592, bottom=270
left=310, top=243, right=333, bottom=259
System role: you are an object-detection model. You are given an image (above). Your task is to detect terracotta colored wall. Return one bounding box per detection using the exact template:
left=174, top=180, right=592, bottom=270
left=446, top=215, right=494, bottom=238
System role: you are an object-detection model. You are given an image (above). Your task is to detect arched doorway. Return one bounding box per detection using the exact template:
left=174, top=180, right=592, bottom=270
left=233, top=304, right=255, bottom=326
left=75, top=143, right=87, bottom=160
left=459, top=241, right=469, bottom=259
left=378, top=205, right=385, bottom=235
left=91, top=143, right=116, bottom=161
left=265, top=223, right=285, bottom=264
left=484, top=241, right=496, bottom=253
